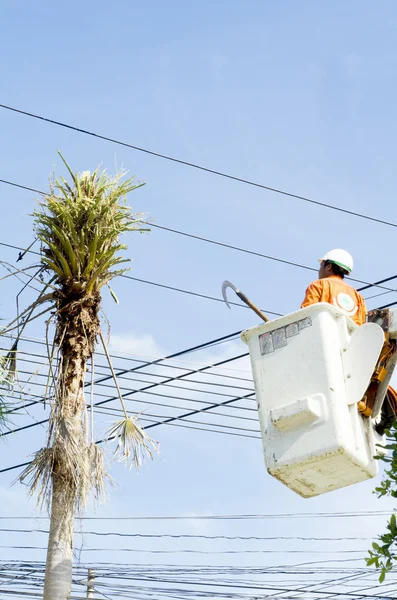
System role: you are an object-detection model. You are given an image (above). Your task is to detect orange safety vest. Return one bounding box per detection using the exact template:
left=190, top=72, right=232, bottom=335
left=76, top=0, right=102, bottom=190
left=302, top=275, right=397, bottom=419
left=301, top=275, right=367, bottom=326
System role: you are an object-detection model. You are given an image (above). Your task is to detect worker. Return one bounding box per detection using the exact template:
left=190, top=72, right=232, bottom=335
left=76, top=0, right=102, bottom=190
left=301, top=249, right=397, bottom=436
left=301, top=249, right=366, bottom=326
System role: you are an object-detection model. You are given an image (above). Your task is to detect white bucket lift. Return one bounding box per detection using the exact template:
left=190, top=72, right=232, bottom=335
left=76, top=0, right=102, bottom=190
left=241, top=303, right=397, bottom=498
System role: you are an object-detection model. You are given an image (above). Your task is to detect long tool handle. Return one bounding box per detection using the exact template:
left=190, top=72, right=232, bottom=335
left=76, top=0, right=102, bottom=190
left=236, top=291, right=269, bottom=322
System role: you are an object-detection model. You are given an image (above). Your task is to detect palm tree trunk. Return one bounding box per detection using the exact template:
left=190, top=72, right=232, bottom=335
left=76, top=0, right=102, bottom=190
left=43, top=471, right=75, bottom=600
left=43, top=298, right=96, bottom=600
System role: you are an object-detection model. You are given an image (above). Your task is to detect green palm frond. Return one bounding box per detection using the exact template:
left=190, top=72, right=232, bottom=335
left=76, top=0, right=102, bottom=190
left=33, top=152, right=148, bottom=296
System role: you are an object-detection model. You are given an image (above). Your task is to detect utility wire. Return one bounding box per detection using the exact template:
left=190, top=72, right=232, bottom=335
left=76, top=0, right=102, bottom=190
left=11, top=362, right=255, bottom=405
left=0, top=216, right=282, bottom=313
left=4, top=347, right=253, bottom=389
left=2, top=103, right=397, bottom=231
left=95, top=409, right=260, bottom=439
left=9, top=377, right=259, bottom=427
left=4, top=264, right=397, bottom=445
left=0, top=351, right=256, bottom=473
left=0, top=545, right=369, bottom=554
left=121, top=272, right=280, bottom=313
left=9, top=372, right=258, bottom=421
left=0, top=332, right=251, bottom=379
left=3, top=278, right=397, bottom=473
left=0, top=327, right=254, bottom=438
left=0, top=528, right=377, bottom=541
left=51, top=572, right=397, bottom=600
left=2, top=177, right=397, bottom=296
left=0, top=510, right=391, bottom=520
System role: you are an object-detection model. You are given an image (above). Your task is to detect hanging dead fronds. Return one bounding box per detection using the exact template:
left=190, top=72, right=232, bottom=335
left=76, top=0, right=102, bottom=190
left=99, top=329, right=158, bottom=468
left=107, top=417, right=158, bottom=471
left=20, top=421, right=111, bottom=512
left=19, top=447, right=55, bottom=509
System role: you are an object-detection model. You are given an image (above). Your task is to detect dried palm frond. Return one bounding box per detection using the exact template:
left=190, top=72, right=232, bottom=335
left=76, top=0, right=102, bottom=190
left=2, top=341, right=18, bottom=388
left=19, top=447, right=55, bottom=509
left=98, top=329, right=158, bottom=468
left=0, top=343, right=19, bottom=433
left=20, top=425, right=111, bottom=511
left=87, top=442, right=114, bottom=503
left=107, top=416, right=158, bottom=471
left=2, top=292, right=55, bottom=336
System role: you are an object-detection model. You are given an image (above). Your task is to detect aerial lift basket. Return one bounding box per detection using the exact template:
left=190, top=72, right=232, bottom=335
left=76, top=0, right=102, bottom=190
left=241, top=302, right=390, bottom=498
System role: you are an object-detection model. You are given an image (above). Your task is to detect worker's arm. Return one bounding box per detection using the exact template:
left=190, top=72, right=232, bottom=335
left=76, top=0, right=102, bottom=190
left=359, top=300, right=368, bottom=327
left=387, top=386, right=397, bottom=415
left=301, top=280, right=323, bottom=308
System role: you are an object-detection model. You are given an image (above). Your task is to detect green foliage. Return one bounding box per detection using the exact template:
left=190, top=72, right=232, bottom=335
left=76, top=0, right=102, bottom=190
left=366, top=421, right=397, bottom=581
left=34, top=152, right=149, bottom=294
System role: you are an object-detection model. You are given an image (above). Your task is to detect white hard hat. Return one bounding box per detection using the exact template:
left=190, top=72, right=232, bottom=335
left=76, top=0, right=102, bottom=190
left=318, top=249, right=354, bottom=274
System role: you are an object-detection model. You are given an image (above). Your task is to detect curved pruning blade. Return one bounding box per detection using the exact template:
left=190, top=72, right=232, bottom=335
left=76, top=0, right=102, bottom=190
left=222, top=280, right=239, bottom=309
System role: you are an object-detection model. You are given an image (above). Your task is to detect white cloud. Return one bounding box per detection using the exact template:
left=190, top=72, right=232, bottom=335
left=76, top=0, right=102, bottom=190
left=109, top=332, right=164, bottom=359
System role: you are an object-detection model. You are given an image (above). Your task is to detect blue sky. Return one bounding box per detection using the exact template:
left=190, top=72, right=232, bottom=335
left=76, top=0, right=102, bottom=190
left=2, top=0, right=397, bottom=596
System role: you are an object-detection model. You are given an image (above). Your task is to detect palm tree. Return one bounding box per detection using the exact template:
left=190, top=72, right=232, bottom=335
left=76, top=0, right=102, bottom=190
left=12, top=154, right=156, bottom=600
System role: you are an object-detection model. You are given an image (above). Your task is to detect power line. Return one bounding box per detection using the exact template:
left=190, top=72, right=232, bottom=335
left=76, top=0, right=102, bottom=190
left=10, top=379, right=259, bottom=429
left=11, top=363, right=256, bottom=406
left=0, top=347, right=257, bottom=473
left=0, top=558, right=388, bottom=600
left=0, top=239, right=39, bottom=256
left=0, top=544, right=369, bottom=555
left=2, top=177, right=397, bottom=296
left=0, top=216, right=282, bottom=313
left=52, top=572, right=397, bottom=600
left=149, top=222, right=319, bottom=273
left=0, top=337, right=253, bottom=441
left=0, top=558, right=372, bottom=571
left=1, top=332, right=251, bottom=379
left=121, top=273, right=281, bottom=313
left=11, top=379, right=258, bottom=428
left=4, top=266, right=397, bottom=448
left=0, top=528, right=377, bottom=541
left=2, top=567, right=384, bottom=600
left=2, top=299, right=397, bottom=472
left=22, top=327, right=245, bottom=381
left=98, top=385, right=256, bottom=438
left=9, top=344, right=255, bottom=392
left=378, top=298, right=397, bottom=310
left=149, top=223, right=397, bottom=294
left=2, top=190, right=397, bottom=472
left=0, top=405, right=260, bottom=454
left=5, top=346, right=254, bottom=389
left=95, top=407, right=261, bottom=440
left=0, top=510, right=391, bottom=520
left=2, top=103, right=397, bottom=231
left=0, top=327, right=252, bottom=426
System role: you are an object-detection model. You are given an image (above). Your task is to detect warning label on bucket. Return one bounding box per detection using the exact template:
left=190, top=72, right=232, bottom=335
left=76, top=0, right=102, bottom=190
left=259, top=317, right=312, bottom=355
